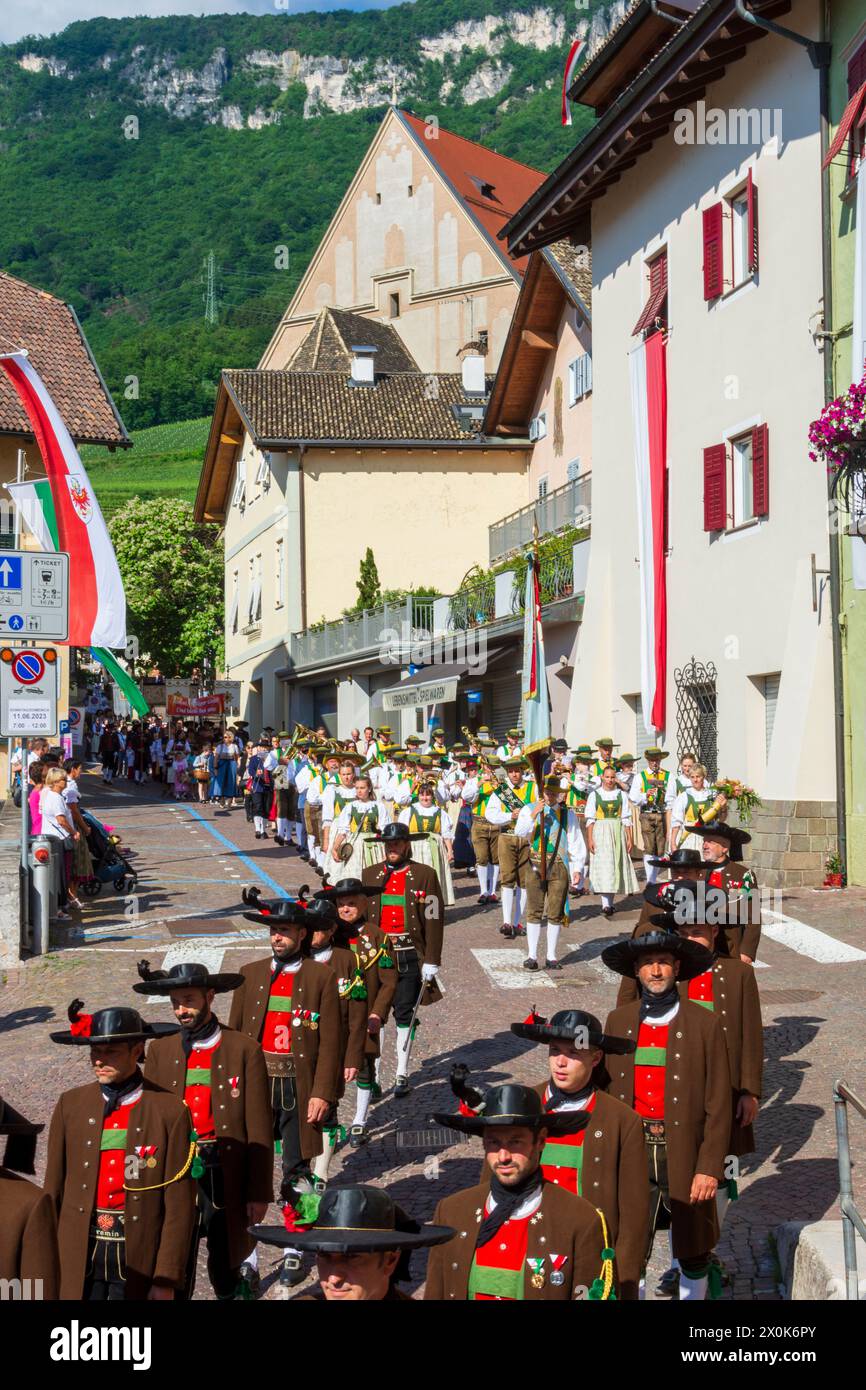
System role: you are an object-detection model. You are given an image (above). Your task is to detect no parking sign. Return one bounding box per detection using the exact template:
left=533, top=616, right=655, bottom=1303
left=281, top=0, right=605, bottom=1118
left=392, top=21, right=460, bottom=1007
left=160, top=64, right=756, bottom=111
left=0, top=646, right=58, bottom=736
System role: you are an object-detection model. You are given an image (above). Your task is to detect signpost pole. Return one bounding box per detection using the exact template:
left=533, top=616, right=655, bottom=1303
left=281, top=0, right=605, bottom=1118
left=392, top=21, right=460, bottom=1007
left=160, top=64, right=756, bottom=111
left=20, top=734, right=29, bottom=939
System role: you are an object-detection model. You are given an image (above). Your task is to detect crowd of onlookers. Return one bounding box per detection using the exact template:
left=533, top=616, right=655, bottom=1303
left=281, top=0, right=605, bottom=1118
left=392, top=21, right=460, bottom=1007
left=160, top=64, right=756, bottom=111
left=12, top=739, right=93, bottom=920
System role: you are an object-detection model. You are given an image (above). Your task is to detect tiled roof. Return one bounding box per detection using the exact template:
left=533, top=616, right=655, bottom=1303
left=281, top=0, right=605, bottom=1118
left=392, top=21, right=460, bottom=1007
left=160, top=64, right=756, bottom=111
left=288, top=307, right=419, bottom=374
left=543, top=239, right=593, bottom=314
left=396, top=108, right=547, bottom=277
left=0, top=271, right=129, bottom=445
left=223, top=368, right=497, bottom=445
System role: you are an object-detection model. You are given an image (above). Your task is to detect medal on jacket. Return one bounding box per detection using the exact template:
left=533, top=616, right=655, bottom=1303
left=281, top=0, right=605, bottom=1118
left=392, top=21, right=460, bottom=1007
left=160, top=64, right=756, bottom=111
left=229, top=1075, right=240, bottom=1099
left=135, top=1144, right=158, bottom=1170
left=549, top=1254, right=568, bottom=1286
left=527, top=1257, right=546, bottom=1289
left=309, top=1011, right=320, bottom=1032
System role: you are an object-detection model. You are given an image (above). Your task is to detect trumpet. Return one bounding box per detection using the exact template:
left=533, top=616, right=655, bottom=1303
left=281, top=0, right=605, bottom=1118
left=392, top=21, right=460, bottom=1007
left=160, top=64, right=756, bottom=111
left=676, top=792, right=726, bottom=847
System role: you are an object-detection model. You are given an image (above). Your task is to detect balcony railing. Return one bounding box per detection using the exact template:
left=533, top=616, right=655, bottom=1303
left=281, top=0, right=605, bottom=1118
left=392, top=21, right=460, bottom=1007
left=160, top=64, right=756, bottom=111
left=489, top=472, right=591, bottom=564
left=289, top=549, right=581, bottom=669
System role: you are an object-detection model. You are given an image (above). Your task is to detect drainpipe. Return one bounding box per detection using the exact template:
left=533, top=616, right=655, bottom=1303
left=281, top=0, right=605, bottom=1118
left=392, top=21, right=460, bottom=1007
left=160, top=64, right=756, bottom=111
left=814, top=2, right=847, bottom=872
left=734, top=0, right=830, bottom=69
left=298, top=444, right=308, bottom=632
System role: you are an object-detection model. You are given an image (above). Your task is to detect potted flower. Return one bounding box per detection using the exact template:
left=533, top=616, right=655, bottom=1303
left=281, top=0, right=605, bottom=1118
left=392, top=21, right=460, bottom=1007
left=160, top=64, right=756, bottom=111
left=823, top=852, right=845, bottom=889
left=808, top=371, right=866, bottom=509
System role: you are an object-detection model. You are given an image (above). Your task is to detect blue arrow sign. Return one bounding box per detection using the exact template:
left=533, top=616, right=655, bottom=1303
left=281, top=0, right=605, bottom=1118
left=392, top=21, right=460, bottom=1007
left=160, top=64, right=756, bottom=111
left=0, top=557, right=22, bottom=589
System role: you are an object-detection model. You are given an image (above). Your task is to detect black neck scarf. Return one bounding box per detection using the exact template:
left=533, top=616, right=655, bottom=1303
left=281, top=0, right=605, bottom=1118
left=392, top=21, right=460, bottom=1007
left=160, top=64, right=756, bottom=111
left=102, top=1067, right=142, bottom=1118
left=546, top=1080, right=594, bottom=1111
left=476, top=1165, right=544, bottom=1250
left=181, top=1010, right=219, bottom=1059
left=639, top=983, right=680, bottom=1022
left=271, top=951, right=303, bottom=974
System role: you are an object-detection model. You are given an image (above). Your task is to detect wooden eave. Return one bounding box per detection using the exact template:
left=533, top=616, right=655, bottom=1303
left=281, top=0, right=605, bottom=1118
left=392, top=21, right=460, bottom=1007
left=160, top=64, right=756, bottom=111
left=193, top=377, right=245, bottom=523
left=572, top=0, right=706, bottom=114
left=483, top=255, right=568, bottom=436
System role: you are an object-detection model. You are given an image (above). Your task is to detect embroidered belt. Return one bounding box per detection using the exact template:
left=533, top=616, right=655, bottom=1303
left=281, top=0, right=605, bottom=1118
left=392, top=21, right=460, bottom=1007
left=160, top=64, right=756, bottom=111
left=385, top=933, right=416, bottom=952
left=642, top=1119, right=667, bottom=1144
left=265, top=1052, right=296, bottom=1078
left=89, top=1209, right=125, bottom=1242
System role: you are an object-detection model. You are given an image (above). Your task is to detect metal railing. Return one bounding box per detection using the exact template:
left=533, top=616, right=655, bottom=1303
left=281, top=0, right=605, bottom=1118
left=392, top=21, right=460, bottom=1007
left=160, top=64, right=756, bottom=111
left=833, top=1080, right=866, bottom=1299
left=290, top=595, right=436, bottom=668
left=488, top=472, right=591, bottom=564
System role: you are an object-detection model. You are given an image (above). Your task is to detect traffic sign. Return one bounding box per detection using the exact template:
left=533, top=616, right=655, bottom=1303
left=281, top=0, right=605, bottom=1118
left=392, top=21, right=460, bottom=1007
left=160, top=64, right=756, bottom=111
left=59, top=719, right=70, bottom=735
left=0, top=551, right=69, bottom=640
left=67, top=707, right=81, bottom=728
left=0, top=646, right=58, bottom=736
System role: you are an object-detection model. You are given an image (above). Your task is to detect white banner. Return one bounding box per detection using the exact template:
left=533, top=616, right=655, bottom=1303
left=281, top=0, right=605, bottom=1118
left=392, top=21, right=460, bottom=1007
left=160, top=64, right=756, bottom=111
left=382, top=677, right=459, bottom=711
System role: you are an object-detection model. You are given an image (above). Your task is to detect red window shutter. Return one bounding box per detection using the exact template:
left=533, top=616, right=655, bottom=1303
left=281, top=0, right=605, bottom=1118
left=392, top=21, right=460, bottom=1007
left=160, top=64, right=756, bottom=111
left=747, top=170, right=758, bottom=273
left=650, top=252, right=667, bottom=295
left=703, top=444, right=727, bottom=531
left=752, top=423, right=769, bottom=517
left=632, top=251, right=668, bottom=335
left=702, top=203, right=723, bottom=299
left=848, top=40, right=866, bottom=97
left=822, top=77, right=866, bottom=169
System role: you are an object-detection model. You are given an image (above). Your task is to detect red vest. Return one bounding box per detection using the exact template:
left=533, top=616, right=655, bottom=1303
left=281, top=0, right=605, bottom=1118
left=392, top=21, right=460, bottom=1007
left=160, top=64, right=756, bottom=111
left=96, top=1093, right=142, bottom=1210
left=540, top=1088, right=597, bottom=1195
left=380, top=866, right=409, bottom=934
left=688, top=969, right=715, bottom=1011
left=469, top=1206, right=533, bottom=1300
left=184, top=1036, right=222, bottom=1141
left=633, top=1020, right=669, bottom=1119
left=262, top=967, right=296, bottom=1054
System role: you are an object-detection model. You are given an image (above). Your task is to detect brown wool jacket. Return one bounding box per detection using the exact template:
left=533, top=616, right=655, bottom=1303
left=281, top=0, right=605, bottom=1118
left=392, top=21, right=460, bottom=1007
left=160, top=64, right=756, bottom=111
left=0, top=1169, right=60, bottom=1299
left=312, top=944, right=370, bottom=1084
left=144, top=1023, right=272, bottom=1270
left=228, top=957, right=342, bottom=1158
left=709, top=860, right=762, bottom=960
left=603, top=999, right=732, bottom=1260
left=424, top=1180, right=607, bottom=1301
left=346, top=922, right=398, bottom=1058
left=44, top=1077, right=196, bottom=1299
left=362, top=857, right=444, bottom=1003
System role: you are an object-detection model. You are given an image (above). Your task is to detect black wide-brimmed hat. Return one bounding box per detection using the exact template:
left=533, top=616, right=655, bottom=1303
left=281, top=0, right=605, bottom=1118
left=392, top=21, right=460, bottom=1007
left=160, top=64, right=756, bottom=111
left=511, top=1008, right=636, bottom=1055
left=240, top=884, right=313, bottom=928
left=0, top=1093, right=44, bottom=1176
left=372, top=822, right=427, bottom=843
left=687, top=821, right=752, bottom=861
left=433, top=1077, right=591, bottom=1138
left=645, top=847, right=704, bottom=869
left=50, top=1000, right=180, bottom=1045
left=644, top=878, right=733, bottom=924
left=302, top=897, right=339, bottom=929
left=133, top=960, right=245, bottom=996
left=250, top=1184, right=455, bottom=1256
left=315, top=877, right=383, bottom=899
left=601, top=930, right=712, bottom=982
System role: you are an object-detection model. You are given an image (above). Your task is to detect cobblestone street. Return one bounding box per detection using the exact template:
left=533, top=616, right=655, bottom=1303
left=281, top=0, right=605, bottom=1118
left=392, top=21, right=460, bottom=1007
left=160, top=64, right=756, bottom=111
left=2, top=773, right=864, bottom=1300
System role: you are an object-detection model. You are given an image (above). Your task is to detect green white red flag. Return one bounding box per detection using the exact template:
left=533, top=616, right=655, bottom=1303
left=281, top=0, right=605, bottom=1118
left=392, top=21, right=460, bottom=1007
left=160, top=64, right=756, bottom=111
left=0, top=350, right=127, bottom=648
left=521, top=547, right=551, bottom=758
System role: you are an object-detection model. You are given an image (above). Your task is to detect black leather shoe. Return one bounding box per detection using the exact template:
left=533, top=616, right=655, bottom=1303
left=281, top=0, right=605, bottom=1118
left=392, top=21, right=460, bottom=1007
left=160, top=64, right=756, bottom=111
left=349, top=1124, right=369, bottom=1147
left=523, top=957, right=539, bottom=971
left=477, top=894, right=489, bottom=906
left=280, top=1252, right=307, bottom=1287
left=656, top=1267, right=680, bottom=1297
left=545, top=959, right=563, bottom=971
left=394, top=1075, right=411, bottom=1098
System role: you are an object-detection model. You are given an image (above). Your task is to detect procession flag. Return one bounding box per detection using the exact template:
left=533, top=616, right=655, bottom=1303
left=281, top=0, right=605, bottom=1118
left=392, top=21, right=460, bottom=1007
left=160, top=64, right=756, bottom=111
left=521, top=545, right=551, bottom=758
left=0, top=350, right=127, bottom=649
left=5, top=479, right=57, bottom=553
left=629, top=332, right=668, bottom=733
left=90, top=647, right=149, bottom=717
left=561, top=40, right=586, bottom=126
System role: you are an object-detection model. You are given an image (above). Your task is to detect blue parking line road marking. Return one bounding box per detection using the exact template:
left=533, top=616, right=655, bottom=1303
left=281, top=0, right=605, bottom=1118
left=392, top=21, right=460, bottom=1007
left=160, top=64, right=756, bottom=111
left=182, top=805, right=289, bottom=898
left=137, top=875, right=246, bottom=886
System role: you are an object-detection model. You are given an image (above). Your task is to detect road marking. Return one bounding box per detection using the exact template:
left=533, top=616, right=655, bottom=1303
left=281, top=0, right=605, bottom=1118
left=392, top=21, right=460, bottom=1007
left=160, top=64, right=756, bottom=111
left=471, top=948, right=556, bottom=989
left=762, top=912, right=866, bottom=963
left=147, top=942, right=226, bottom=1004
left=172, top=805, right=290, bottom=898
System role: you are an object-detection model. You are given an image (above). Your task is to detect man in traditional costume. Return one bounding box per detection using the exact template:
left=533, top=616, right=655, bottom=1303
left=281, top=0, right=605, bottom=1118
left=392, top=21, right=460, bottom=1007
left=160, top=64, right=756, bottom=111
left=692, top=823, right=762, bottom=962
left=495, top=728, right=523, bottom=760
left=515, top=774, right=586, bottom=972
left=628, top=747, right=675, bottom=885
left=485, top=756, right=537, bottom=938
left=463, top=759, right=503, bottom=905
left=0, top=1091, right=60, bottom=1299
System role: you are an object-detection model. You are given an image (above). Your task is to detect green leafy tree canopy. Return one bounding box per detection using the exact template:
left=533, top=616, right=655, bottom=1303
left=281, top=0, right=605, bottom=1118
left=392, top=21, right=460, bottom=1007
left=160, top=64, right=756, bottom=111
left=109, top=496, right=224, bottom=676
left=355, top=546, right=382, bottom=610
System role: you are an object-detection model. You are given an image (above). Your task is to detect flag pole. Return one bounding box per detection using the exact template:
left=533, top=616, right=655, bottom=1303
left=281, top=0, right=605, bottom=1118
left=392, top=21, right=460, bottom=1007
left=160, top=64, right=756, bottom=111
left=525, top=515, right=549, bottom=887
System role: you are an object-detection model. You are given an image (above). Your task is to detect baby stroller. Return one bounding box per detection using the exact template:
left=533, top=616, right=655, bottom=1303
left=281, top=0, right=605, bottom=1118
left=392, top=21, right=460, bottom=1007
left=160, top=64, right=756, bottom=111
left=79, top=809, right=138, bottom=897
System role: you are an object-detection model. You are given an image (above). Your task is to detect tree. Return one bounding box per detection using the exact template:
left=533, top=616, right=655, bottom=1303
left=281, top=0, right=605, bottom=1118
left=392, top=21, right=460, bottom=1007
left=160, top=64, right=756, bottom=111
left=355, top=546, right=382, bottom=611
left=109, top=497, right=224, bottom=676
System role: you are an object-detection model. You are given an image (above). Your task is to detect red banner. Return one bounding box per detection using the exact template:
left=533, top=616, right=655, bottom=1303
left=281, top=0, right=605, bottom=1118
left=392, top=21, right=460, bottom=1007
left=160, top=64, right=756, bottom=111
left=167, top=694, right=225, bottom=718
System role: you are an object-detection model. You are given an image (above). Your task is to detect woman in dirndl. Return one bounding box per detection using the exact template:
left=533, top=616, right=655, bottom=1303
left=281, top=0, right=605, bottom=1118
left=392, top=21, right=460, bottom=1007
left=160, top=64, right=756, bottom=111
left=397, top=780, right=455, bottom=906
left=193, top=742, right=213, bottom=803
left=669, top=764, right=724, bottom=853
left=585, top=763, right=638, bottom=918
left=329, top=774, right=386, bottom=881
left=213, top=730, right=240, bottom=808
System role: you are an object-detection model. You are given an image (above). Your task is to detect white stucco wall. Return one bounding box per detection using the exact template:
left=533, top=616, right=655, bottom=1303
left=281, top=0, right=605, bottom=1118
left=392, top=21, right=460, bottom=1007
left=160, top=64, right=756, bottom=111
left=567, top=0, right=834, bottom=801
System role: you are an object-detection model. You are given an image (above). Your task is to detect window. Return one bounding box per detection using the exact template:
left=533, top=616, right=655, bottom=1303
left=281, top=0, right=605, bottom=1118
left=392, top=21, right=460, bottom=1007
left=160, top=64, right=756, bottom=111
left=847, top=40, right=866, bottom=175
left=230, top=459, right=246, bottom=511
left=228, top=571, right=239, bottom=635
left=627, top=693, right=656, bottom=757
left=763, top=672, right=781, bottom=759
left=389, top=292, right=400, bottom=319
left=529, top=411, right=547, bottom=442
left=275, top=538, right=284, bottom=609
left=703, top=424, right=769, bottom=532
left=254, top=451, right=271, bottom=491
left=632, top=250, right=667, bottom=336
left=247, top=554, right=262, bottom=626
left=703, top=172, right=758, bottom=300
left=568, top=354, right=593, bottom=405
left=567, top=457, right=581, bottom=482
left=537, top=476, right=549, bottom=498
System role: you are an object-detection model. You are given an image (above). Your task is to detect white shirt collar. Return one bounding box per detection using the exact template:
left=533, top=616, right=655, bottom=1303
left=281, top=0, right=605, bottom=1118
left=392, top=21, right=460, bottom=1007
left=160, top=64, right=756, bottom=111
left=485, top=1186, right=544, bottom=1221
left=191, top=1022, right=222, bottom=1050
left=642, top=1000, right=680, bottom=1026
left=271, top=956, right=303, bottom=975
left=312, top=946, right=333, bottom=963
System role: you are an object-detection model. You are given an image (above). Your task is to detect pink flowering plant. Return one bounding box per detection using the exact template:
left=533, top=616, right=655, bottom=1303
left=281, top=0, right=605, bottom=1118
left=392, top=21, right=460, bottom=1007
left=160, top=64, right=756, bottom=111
left=809, top=372, right=866, bottom=501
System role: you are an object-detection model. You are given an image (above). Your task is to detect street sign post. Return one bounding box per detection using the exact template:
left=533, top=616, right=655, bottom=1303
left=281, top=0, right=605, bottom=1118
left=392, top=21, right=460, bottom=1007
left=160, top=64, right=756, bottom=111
left=0, top=551, right=69, bottom=640
left=0, top=647, right=59, bottom=736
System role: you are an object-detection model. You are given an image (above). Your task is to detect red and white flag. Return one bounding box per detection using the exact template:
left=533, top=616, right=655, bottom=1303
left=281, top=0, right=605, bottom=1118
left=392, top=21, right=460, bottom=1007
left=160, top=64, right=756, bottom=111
left=0, top=350, right=127, bottom=648
left=629, top=333, right=668, bottom=733
left=562, top=40, right=586, bottom=126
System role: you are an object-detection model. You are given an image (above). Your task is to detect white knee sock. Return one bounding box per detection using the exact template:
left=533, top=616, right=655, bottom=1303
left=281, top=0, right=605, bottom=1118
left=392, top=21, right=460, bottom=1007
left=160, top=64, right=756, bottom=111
left=311, top=1128, right=338, bottom=1184
left=644, top=856, right=659, bottom=884
left=395, top=1025, right=412, bottom=1078
left=639, top=1277, right=646, bottom=1301
left=500, top=886, right=514, bottom=925
left=476, top=866, right=487, bottom=895
left=488, top=865, right=500, bottom=895
left=307, top=833, right=317, bottom=859
left=295, top=821, right=305, bottom=846
left=374, top=1049, right=383, bottom=1086
left=277, top=817, right=290, bottom=839
left=546, top=921, right=561, bottom=962
left=679, top=1272, right=708, bottom=1300
left=353, top=1085, right=373, bottom=1128
left=526, top=921, right=541, bottom=960
left=601, top=893, right=613, bottom=911
left=516, top=888, right=527, bottom=925
left=715, top=1186, right=731, bottom=1231
left=254, top=815, right=265, bottom=833
left=245, top=1245, right=259, bottom=1271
